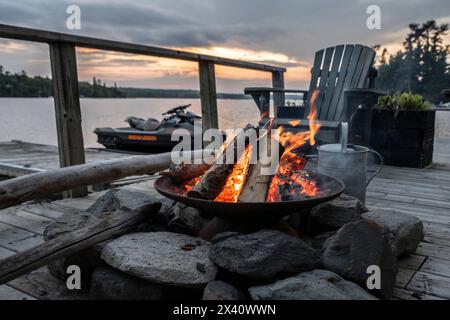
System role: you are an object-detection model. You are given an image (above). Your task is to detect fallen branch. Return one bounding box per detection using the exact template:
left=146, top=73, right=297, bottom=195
left=0, top=203, right=160, bottom=285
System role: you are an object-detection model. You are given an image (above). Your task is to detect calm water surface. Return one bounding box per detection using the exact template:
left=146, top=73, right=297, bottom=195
left=0, top=98, right=261, bottom=148
left=0, top=98, right=449, bottom=148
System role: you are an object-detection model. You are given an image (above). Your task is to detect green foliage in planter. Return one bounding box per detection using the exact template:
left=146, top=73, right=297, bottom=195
left=377, top=92, right=432, bottom=111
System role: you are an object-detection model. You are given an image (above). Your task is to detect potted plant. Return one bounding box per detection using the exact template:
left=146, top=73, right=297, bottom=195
left=370, top=92, right=435, bottom=168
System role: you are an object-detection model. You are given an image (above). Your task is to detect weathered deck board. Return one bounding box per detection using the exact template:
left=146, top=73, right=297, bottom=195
left=0, top=141, right=135, bottom=177
left=0, top=139, right=450, bottom=300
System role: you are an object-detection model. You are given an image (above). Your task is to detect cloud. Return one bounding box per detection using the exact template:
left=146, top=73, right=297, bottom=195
left=0, top=0, right=449, bottom=91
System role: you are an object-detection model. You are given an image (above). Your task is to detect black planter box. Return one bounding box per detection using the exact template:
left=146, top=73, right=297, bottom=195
left=370, top=109, right=436, bottom=168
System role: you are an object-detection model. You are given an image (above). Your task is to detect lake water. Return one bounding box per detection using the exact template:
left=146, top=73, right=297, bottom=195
left=0, top=98, right=261, bottom=148
left=0, top=98, right=449, bottom=148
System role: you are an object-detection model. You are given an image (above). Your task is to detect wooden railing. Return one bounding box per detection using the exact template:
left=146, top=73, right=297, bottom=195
left=0, top=24, right=286, bottom=197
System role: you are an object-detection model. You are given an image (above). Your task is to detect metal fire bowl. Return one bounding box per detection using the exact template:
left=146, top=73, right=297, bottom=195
left=154, top=172, right=345, bottom=224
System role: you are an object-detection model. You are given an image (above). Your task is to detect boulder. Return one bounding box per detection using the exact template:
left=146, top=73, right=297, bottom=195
left=101, top=232, right=217, bottom=288
left=90, top=267, right=164, bottom=300
left=362, top=210, right=423, bottom=256
left=321, top=220, right=397, bottom=299
left=44, top=189, right=160, bottom=284
left=307, top=194, right=368, bottom=236
left=249, top=269, right=378, bottom=300
left=210, top=232, right=242, bottom=244
left=311, top=231, right=336, bottom=251
left=86, top=189, right=157, bottom=215
left=167, top=203, right=209, bottom=236
left=210, top=230, right=320, bottom=278
left=202, top=281, right=246, bottom=300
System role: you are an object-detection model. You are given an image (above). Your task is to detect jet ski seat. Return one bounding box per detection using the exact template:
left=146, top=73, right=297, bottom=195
left=126, top=116, right=161, bottom=131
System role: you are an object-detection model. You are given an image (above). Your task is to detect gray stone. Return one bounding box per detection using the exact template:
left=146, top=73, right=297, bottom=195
left=249, top=269, right=378, bottom=300
left=101, top=232, right=217, bottom=288
left=44, top=211, right=103, bottom=285
left=321, top=220, right=397, bottom=299
left=210, top=232, right=242, bottom=244
left=286, top=208, right=311, bottom=233
left=167, top=203, right=209, bottom=236
left=311, top=231, right=336, bottom=251
left=202, top=281, right=246, bottom=300
left=90, top=267, right=164, bottom=300
left=44, top=189, right=160, bottom=283
left=86, top=189, right=156, bottom=215
left=307, top=194, right=368, bottom=236
left=362, top=210, right=424, bottom=256
left=210, top=230, right=320, bottom=278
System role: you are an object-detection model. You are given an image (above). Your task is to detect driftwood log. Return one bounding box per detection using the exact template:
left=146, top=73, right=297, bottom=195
left=0, top=150, right=206, bottom=211
left=0, top=203, right=161, bottom=285
left=188, top=126, right=254, bottom=200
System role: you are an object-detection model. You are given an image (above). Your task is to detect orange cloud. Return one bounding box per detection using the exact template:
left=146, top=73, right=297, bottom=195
left=75, top=46, right=310, bottom=88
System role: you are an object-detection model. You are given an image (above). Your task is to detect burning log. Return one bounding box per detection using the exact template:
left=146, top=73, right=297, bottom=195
left=162, top=162, right=211, bottom=183
left=188, top=125, right=254, bottom=200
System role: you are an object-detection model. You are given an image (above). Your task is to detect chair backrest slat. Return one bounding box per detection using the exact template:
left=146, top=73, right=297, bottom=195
left=326, top=45, right=354, bottom=120
left=305, top=44, right=375, bottom=122
left=319, top=45, right=345, bottom=119
left=307, top=49, right=325, bottom=102
left=315, top=47, right=334, bottom=116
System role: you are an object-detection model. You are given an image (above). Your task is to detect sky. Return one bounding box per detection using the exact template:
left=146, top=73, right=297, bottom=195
left=0, top=0, right=449, bottom=92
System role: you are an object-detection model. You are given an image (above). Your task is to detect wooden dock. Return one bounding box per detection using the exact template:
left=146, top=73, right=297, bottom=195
left=0, top=139, right=450, bottom=300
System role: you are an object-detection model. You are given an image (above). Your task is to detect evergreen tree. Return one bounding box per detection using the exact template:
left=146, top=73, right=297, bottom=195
left=376, top=20, right=450, bottom=103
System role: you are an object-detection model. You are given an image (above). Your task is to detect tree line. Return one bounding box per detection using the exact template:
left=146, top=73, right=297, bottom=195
left=0, top=69, right=249, bottom=99
left=0, top=69, right=125, bottom=98
left=375, top=20, right=450, bottom=103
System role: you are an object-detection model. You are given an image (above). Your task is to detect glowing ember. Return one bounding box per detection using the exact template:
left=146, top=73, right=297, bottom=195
left=214, top=145, right=253, bottom=203
left=183, top=176, right=202, bottom=193
left=266, top=155, right=319, bottom=201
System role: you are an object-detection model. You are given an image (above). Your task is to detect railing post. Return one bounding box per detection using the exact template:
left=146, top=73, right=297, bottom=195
left=49, top=42, right=87, bottom=198
left=272, top=71, right=285, bottom=117
left=198, top=59, right=219, bottom=131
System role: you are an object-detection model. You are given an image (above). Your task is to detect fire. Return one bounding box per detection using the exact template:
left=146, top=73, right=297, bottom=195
left=214, top=145, right=253, bottom=202
left=267, top=90, right=321, bottom=201
left=183, top=176, right=202, bottom=193
left=184, top=90, right=322, bottom=203
left=266, top=155, right=319, bottom=201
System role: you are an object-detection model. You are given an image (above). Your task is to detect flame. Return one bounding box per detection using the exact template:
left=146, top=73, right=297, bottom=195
left=214, top=145, right=253, bottom=203
left=288, top=120, right=300, bottom=127
left=307, top=90, right=321, bottom=146
left=267, top=90, right=321, bottom=201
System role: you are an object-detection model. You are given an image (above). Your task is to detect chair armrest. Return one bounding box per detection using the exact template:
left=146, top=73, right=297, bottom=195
left=274, top=118, right=340, bottom=129
left=344, top=88, right=387, bottom=99
left=244, top=87, right=308, bottom=95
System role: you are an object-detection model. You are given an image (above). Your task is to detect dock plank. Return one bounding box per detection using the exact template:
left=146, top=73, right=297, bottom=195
left=0, top=285, right=36, bottom=300
left=407, top=271, right=450, bottom=299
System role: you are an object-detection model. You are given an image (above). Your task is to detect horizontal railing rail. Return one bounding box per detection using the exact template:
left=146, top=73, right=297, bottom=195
left=0, top=24, right=285, bottom=72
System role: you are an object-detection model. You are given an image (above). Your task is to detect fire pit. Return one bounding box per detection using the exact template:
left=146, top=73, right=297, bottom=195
left=154, top=172, right=344, bottom=223
left=156, top=100, right=346, bottom=237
